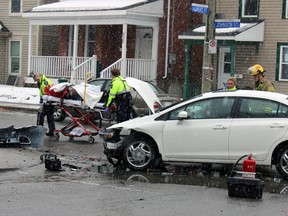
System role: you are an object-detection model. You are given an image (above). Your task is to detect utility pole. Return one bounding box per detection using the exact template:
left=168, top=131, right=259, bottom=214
left=201, top=0, right=216, bottom=93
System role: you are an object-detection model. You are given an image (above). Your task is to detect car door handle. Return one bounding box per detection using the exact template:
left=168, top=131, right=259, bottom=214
left=269, top=124, right=285, bottom=128
left=213, top=125, right=227, bottom=130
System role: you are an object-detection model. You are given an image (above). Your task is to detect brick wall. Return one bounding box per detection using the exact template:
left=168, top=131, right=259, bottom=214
left=157, top=0, right=206, bottom=96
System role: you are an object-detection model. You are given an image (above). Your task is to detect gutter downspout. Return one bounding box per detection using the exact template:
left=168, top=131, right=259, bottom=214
left=163, top=0, right=171, bottom=79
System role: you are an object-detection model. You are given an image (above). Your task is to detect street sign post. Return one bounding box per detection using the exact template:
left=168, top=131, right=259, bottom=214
left=191, top=3, right=208, bottom=14
left=214, top=19, right=240, bottom=28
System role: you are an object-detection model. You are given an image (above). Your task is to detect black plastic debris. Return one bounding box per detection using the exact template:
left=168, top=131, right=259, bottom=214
left=40, top=154, right=63, bottom=171
left=0, top=125, right=46, bottom=148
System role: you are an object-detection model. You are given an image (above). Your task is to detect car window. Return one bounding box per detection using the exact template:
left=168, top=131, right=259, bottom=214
left=88, top=79, right=108, bottom=92
left=167, top=97, right=235, bottom=120
left=278, top=103, right=288, bottom=117
left=237, top=98, right=282, bottom=118
left=146, top=82, right=166, bottom=94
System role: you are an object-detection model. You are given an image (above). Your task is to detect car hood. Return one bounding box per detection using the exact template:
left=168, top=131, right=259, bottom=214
left=108, top=112, right=159, bottom=130
left=126, top=77, right=161, bottom=114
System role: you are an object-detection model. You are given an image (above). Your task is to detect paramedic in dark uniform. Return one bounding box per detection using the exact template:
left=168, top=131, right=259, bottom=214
left=33, top=72, right=56, bottom=136
left=104, top=68, right=132, bottom=123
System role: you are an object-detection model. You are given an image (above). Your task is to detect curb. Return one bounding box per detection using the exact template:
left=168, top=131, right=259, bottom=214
left=0, top=102, right=40, bottom=113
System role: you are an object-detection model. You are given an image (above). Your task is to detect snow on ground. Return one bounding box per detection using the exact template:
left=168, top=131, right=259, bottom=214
left=0, top=85, right=39, bottom=104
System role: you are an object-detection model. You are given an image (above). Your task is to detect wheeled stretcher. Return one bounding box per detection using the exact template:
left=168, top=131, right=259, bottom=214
left=42, top=82, right=110, bottom=143
left=54, top=105, right=100, bottom=143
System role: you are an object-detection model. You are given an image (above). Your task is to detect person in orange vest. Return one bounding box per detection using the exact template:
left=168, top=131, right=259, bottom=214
left=104, top=68, right=132, bottom=123
left=247, top=64, right=275, bottom=92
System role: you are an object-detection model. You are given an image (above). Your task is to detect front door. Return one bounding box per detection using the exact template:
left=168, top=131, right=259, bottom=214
left=135, top=28, right=152, bottom=59
left=217, top=47, right=231, bottom=89
left=162, top=97, right=235, bottom=161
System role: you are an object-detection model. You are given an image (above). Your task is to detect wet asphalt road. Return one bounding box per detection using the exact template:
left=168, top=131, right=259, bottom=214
left=1, top=109, right=288, bottom=215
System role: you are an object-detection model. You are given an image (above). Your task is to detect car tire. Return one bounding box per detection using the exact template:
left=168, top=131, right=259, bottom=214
left=54, top=106, right=66, bottom=122
left=275, top=146, right=288, bottom=179
left=122, top=134, right=157, bottom=170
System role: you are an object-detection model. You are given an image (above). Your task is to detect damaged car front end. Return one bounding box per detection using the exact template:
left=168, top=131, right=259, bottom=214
left=99, top=128, right=123, bottom=164
left=99, top=77, right=166, bottom=169
left=99, top=125, right=163, bottom=170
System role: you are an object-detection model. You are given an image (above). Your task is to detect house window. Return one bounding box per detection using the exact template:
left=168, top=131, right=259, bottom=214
left=278, top=45, right=288, bottom=81
left=85, top=25, right=96, bottom=57
left=10, top=41, right=20, bottom=74
left=10, top=0, right=21, bottom=13
left=240, top=0, right=258, bottom=18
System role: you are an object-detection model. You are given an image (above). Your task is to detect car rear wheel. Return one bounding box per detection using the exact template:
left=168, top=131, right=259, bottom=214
left=275, top=146, right=288, bottom=179
left=122, top=135, right=157, bottom=170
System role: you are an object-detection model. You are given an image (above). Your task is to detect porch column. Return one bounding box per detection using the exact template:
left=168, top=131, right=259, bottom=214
left=27, top=23, right=33, bottom=75
left=121, top=23, right=128, bottom=77
left=71, top=24, right=79, bottom=84
left=151, top=25, right=159, bottom=83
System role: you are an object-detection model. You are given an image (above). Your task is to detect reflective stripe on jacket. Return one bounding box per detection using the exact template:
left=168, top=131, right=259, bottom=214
left=254, top=77, right=275, bottom=92
left=39, top=74, right=53, bottom=97
left=106, top=76, right=130, bottom=107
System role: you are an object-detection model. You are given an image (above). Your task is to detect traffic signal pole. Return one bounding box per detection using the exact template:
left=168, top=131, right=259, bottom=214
left=201, top=0, right=216, bottom=93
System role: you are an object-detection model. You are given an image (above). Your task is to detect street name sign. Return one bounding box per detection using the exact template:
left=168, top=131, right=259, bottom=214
left=214, top=19, right=240, bottom=28
left=191, top=3, right=208, bottom=15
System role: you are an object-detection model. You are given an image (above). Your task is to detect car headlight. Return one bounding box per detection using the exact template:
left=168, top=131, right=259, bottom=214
left=99, top=128, right=120, bottom=141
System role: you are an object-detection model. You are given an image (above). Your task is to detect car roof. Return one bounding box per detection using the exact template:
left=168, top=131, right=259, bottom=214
left=201, top=90, right=288, bottom=103
left=159, top=90, right=288, bottom=113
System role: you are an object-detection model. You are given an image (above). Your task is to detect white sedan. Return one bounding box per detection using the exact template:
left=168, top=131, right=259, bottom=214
left=99, top=90, right=288, bottom=179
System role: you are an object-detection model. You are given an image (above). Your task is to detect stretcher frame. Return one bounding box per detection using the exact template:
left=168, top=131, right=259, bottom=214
left=54, top=104, right=101, bottom=143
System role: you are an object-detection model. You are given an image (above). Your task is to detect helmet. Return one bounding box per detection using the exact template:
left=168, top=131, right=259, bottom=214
left=248, top=64, right=265, bottom=76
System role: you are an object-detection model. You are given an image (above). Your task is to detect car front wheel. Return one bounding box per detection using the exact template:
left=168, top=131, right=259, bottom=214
left=275, top=146, right=288, bottom=179
left=122, top=135, right=156, bottom=170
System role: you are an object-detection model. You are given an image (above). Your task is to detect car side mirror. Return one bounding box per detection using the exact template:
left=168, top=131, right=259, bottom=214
left=178, top=111, right=189, bottom=120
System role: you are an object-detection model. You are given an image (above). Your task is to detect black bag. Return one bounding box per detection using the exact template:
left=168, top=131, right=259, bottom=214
left=41, top=154, right=62, bottom=171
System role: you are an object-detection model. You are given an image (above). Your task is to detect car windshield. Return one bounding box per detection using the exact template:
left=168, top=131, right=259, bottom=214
left=88, top=79, right=108, bottom=92
left=157, top=94, right=202, bottom=112
left=146, top=82, right=166, bottom=94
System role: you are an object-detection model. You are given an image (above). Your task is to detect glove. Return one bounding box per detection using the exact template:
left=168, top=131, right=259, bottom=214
left=39, top=97, right=43, bottom=104
left=104, top=107, right=110, bottom=113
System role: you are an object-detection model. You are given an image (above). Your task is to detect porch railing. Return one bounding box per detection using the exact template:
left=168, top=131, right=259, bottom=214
left=30, top=55, right=97, bottom=82
left=30, top=56, right=154, bottom=83
left=99, top=58, right=122, bottom=78
left=72, top=55, right=97, bottom=84
left=100, top=58, right=154, bottom=81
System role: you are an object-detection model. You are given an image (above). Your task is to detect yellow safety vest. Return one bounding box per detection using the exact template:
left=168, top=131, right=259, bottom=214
left=106, top=76, right=130, bottom=107
left=38, top=74, right=53, bottom=97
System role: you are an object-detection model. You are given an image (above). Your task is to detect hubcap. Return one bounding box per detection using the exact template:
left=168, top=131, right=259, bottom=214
left=280, top=150, right=288, bottom=174
left=126, top=141, right=151, bottom=168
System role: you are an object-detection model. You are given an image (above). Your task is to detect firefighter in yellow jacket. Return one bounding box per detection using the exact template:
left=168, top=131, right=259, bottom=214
left=247, top=64, right=275, bottom=92
left=104, top=68, right=132, bottom=123
left=33, top=72, right=55, bottom=136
